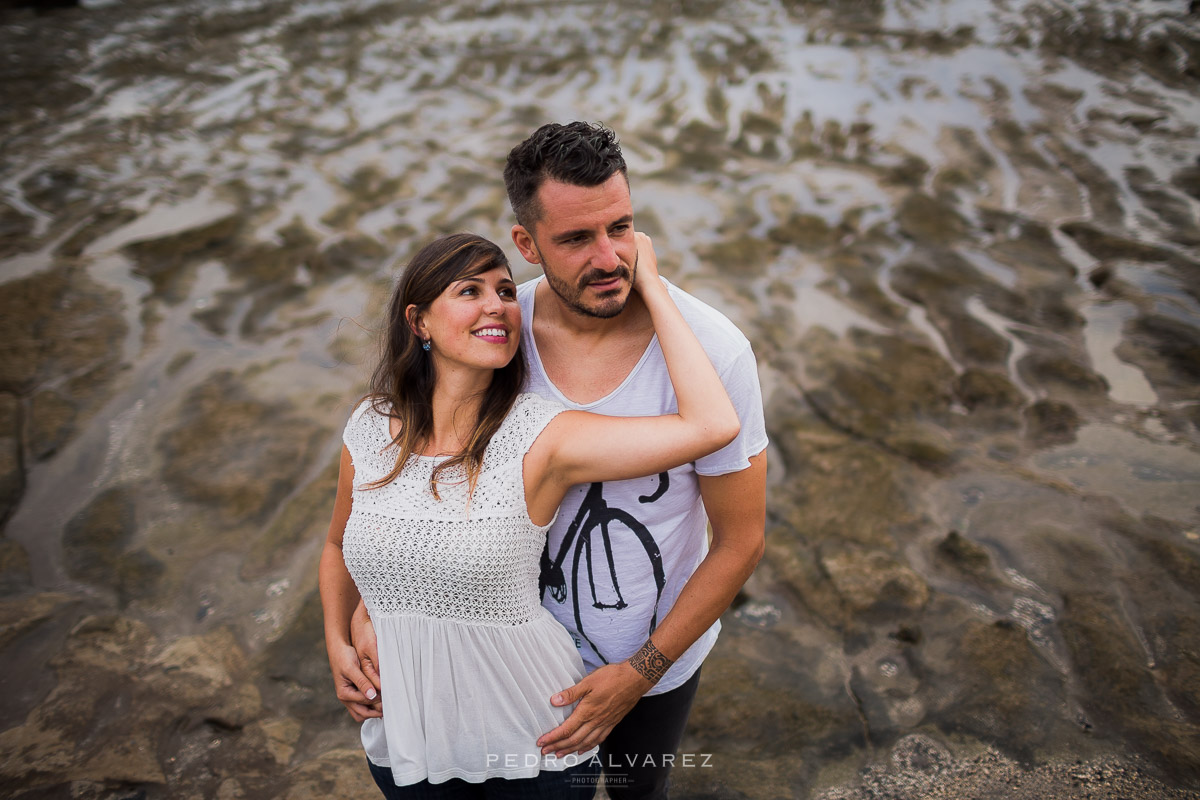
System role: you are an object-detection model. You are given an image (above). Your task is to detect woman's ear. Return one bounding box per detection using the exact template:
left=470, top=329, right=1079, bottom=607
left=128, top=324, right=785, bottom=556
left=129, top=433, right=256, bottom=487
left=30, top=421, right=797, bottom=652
left=405, top=304, right=426, bottom=340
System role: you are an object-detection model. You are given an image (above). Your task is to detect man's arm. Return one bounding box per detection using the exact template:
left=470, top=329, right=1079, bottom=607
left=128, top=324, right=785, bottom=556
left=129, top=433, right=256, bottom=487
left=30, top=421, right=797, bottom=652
left=320, top=446, right=383, bottom=722
left=537, top=450, right=767, bottom=756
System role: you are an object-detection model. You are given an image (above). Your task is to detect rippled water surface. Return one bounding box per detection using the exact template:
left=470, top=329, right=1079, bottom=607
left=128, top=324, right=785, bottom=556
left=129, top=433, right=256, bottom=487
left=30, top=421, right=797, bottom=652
left=1, top=0, right=1199, bottom=797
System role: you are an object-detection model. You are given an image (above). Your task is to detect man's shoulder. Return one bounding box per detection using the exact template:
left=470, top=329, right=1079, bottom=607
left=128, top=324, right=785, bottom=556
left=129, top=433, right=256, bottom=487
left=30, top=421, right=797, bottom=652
left=663, top=279, right=753, bottom=362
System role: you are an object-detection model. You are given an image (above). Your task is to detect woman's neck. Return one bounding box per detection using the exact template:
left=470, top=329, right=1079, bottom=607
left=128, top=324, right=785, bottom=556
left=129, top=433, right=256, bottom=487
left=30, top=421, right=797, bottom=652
left=425, top=367, right=491, bottom=456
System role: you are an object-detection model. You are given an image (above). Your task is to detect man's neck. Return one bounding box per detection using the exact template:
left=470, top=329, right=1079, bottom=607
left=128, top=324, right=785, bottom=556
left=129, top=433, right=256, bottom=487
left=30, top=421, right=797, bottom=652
left=534, top=279, right=653, bottom=341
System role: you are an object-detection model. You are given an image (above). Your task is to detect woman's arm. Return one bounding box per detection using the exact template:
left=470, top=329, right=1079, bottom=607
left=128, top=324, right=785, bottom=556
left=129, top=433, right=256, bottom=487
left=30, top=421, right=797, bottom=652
left=526, top=233, right=740, bottom=522
left=318, top=445, right=382, bottom=721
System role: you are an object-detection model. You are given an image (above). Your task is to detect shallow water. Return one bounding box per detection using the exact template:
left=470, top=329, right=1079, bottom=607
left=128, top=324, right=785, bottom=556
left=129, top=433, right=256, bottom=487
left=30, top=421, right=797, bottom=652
left=1, top=0, right=1199, bottom=797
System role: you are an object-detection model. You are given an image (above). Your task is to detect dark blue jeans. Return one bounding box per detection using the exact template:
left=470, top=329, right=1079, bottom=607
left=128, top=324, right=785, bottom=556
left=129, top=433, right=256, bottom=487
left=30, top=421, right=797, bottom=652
left=367, top=760, right=598, bottom=800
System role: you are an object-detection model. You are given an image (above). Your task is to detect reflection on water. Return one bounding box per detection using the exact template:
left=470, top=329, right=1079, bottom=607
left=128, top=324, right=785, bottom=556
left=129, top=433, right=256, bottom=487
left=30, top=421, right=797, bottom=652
left=1, top=0, right=1199, bottom=796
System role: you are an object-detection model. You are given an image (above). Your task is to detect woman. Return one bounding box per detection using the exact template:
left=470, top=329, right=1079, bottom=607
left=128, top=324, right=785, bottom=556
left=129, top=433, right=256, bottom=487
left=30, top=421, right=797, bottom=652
left=319, top=231, right=738, bottom=798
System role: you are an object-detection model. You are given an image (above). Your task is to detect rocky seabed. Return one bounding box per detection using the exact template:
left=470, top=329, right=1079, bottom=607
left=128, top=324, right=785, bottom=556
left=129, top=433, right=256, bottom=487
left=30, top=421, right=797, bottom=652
left=1, top=0, right=1199, bottom=797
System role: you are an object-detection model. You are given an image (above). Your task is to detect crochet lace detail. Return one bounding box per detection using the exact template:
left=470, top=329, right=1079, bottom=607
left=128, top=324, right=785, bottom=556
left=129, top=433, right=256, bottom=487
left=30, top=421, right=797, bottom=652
left=341, top=393, right=565, bottom=626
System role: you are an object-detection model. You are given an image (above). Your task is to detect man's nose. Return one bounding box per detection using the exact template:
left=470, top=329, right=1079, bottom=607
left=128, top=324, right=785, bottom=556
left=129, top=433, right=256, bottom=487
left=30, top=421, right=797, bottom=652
left=593, top=234, right=620, bottom=271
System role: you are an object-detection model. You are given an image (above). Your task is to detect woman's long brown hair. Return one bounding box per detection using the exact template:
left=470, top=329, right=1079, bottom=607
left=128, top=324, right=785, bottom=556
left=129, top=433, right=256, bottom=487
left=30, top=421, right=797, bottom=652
left=365, top=233, right=526, bottom=499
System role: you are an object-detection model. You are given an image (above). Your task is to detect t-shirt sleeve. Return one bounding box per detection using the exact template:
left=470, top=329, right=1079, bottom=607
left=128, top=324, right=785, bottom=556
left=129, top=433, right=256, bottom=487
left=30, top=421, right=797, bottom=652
left=694, top=342, right=769, bottom=476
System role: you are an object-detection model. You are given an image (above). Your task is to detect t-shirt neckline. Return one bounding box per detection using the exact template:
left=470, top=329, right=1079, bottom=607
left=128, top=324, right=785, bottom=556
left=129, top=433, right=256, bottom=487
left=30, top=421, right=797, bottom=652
left=524, top=278, right=660, bottom=411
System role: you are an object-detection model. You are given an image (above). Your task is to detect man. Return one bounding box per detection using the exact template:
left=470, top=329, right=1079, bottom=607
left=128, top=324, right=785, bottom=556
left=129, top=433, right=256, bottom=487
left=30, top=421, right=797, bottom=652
left=347, top=122, right=767, bottom=798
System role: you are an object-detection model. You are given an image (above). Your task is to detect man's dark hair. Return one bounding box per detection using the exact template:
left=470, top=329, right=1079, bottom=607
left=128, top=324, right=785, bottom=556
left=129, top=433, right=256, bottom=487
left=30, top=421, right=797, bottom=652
left=503, top=121, right=628, bottom=229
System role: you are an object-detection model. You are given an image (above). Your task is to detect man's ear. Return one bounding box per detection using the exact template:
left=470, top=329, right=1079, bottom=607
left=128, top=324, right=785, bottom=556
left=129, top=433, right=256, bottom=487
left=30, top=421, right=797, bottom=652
left=511, top=225, right=541, bottom=265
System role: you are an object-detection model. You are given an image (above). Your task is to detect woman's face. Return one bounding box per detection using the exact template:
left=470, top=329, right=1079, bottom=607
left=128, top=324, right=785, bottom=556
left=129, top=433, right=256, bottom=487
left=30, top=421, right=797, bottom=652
left=414, top=265, right=521, bottom=374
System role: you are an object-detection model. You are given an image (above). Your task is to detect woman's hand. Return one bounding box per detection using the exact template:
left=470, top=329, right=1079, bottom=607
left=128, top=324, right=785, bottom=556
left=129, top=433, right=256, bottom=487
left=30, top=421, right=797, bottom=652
left=632, top=232, right=662, bottom=296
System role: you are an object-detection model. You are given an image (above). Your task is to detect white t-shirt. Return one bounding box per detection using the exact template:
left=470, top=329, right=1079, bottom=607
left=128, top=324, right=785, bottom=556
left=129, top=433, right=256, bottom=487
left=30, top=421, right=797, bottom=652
left=518, top=277, right=768, bottom=694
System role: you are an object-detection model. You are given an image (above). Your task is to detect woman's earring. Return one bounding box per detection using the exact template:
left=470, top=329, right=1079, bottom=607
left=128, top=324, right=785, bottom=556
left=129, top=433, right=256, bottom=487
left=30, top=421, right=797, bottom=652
left=422, top=339, right=431, bottom=352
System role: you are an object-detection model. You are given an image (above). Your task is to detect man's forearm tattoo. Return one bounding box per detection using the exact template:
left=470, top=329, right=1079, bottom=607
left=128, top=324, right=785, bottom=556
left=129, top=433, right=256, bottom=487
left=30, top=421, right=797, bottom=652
left=628, top=639, right=674, bottom=684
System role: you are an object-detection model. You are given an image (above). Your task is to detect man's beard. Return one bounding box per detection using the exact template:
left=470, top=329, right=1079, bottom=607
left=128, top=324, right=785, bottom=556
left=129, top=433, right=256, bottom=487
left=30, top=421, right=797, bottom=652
left=541, top=251, right=638, bottom=320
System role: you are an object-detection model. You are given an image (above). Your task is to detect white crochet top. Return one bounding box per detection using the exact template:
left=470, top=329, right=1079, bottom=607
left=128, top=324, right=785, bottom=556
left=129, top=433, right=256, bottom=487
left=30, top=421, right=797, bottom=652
left=341, top=392, right=594, bottom=786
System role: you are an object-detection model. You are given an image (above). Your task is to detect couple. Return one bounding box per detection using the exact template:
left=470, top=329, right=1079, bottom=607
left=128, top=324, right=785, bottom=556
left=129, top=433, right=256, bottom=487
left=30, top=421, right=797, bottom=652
left=319, top=122, right=768, bottom=799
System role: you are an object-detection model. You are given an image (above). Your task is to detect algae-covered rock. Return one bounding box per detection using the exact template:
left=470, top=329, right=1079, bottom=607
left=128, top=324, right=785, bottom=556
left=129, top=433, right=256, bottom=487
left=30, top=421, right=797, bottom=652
left=158, top=371, right=328, bottom=524
left=0, top=267, right=126, bottom=398
left=242, top=454, right=338, bottom=579
left=821, top=546, right=930, bottom=617
left=0, top=394, right=22, bottom=525
left=1024, top=399, right=1080, bottom=447
left=934, top=530, right=994, bottom=581
left=62, top=486, right=162, bottom=606
left=27, top=388, right=75, bottom=461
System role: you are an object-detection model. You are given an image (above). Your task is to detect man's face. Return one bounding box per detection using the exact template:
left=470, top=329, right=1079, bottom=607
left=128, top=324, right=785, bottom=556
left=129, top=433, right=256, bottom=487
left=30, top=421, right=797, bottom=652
left=511, top=173, right=637, bottom=319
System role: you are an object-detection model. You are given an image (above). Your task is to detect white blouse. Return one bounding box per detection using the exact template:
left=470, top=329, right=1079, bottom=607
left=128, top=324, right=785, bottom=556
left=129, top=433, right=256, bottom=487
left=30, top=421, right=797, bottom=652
left=341, top=392, right=594, bottom=786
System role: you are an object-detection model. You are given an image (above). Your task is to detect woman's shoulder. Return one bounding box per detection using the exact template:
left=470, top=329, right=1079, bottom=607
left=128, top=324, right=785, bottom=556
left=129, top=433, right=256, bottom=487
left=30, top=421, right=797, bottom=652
left=343, top=395, right=392, bottom=446
left=486, top=393, right=566, bottom=462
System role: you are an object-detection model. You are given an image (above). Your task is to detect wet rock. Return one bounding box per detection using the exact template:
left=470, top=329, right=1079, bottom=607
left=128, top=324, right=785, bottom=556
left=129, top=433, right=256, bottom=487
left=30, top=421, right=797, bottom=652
left=27, top=388, right=75, bottom=461
left=54, top=205, right=139, bottom=258
left=256, top=589, right=346, bottom=724
left=0, top=591, right=73, bottom=652
left=158, top=370, right=328, bottom=524
left=821, top=546, right=930, bottom=618
left=0, top=267, right=126, bottom=398
left=0, top=613, right=277, bottom=794
left=63, top=487, right=162, bottom=606
left=1124, top=314, right=1200, bottom=383
left=883, top=154, right=931, bottom=188
left=934, top=530, right=993, bottom=580
left=922, top=617, right=1075, bottom=760
left=0, top=394, right=22, bottom=524
left=1126, top=166, right=1200, bottom=244
left=989, top=121, right=1083, bottom=219
left=1060, top=591, right=1200, bottom=781
left=764, top=419, right=922, bottom=563
left=242, top=455, right=338, bottom=579
left=896, top=193, right=969, bottom=245
left=0, top=202, right=34, bottom=260
left=686, top=621, right=863, bottom=766
left=980, top=210, right=1078, bottom=280
left=0, top=539, right=31, bottom=595
left=1088, top=264, right=1113, bottom=289
left=1018, top=351, right=1108, bottom=400
left=146, top=627, right=260, bottom=725
left=769, top=212, right=835, bottom=251
left=1171, top=157, right=1200, bottom=202
left=1024, top=399, right=1080, bottom=447
left=1041, top=139, right=1125, bottom=229
left=934, top=126, right=1000, bottom=197
left=1059, top=221, right=1172, bottom=264
left=801, top=328, right=957, bottom=444
left=953, top=368, right=1023, bottom=428
left=696, top=235, right=779, bottom=277
left=123, top=214, right=242, bottom=303
left=890, top=253, right=1024, bottom=367
left=280, top=747, right=378, bottom=800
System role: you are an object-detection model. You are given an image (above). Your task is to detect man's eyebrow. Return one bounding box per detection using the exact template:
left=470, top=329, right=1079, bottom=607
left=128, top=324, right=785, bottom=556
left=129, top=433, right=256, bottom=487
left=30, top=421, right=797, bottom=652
left=551, top=215, right=634, bottom=244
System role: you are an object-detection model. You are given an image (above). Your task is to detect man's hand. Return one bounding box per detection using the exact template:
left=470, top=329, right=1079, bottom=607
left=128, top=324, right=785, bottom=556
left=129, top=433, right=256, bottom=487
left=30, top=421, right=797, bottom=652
left=328, top=641, right=381, bottom=722
left=351, top=600, right=381, bottom=695
left=537, top=661, right=652, bottom=757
